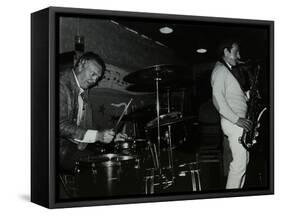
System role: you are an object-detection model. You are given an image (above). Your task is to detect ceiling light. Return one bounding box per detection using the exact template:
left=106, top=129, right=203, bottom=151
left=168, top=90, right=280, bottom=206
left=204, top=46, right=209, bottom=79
left=159, top=26, right=173, bottom=34
left=196, top=48, right=207, bottom=53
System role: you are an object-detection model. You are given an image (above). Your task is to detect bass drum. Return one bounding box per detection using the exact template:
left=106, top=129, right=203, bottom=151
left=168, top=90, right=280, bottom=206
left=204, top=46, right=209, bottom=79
left=75, top=154, right=142, bottom=197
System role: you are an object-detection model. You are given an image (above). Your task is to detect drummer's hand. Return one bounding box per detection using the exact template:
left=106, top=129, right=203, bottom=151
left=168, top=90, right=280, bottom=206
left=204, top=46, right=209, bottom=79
left=114, top=133, right=128, bottom=142
left=96, top=129, right=115, bottom=143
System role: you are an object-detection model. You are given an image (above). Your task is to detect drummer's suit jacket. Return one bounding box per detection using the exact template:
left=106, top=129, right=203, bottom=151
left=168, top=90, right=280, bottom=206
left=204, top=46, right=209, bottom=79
left=59, top=68, right=94, bottom=170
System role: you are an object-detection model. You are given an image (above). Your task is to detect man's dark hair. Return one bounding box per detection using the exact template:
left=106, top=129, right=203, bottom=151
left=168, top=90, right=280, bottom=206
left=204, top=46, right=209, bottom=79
left=74, top=52, right=106, bottom=75
left=217, top=39, right=239, bottom=58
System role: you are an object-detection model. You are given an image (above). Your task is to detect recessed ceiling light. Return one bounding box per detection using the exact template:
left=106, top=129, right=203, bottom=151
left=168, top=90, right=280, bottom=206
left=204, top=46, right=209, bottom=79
left=159, top=26, right=173, bottom=34
left=196, top=48, right=207, bottom=53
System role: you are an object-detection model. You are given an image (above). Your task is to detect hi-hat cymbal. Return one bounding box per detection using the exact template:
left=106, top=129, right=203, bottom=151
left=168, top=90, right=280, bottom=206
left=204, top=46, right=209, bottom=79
left=124, top=64, right=187, bottom=84
left=145, top=112, right=196, bottom=129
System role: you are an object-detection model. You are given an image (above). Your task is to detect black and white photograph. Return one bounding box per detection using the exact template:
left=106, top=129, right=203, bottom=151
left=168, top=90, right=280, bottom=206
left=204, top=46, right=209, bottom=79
left=2, top=0, right=281, bottom=214
left=1, top=0, right=280, bottom=214
left=54, top=9, right=273, bottom=203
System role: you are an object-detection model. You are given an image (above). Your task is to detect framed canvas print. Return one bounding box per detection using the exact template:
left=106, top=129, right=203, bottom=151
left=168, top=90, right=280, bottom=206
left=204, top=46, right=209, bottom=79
left=31, top=6, right=274, bottom=208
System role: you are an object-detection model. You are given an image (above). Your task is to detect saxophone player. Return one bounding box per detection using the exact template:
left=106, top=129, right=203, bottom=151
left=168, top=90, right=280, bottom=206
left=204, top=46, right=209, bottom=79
left=211, top=40, right=253, bottom=189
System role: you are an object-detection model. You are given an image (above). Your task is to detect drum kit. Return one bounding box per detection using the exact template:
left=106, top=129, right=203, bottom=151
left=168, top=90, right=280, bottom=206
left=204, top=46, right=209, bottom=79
left=74, top=64, right=197, bottom=197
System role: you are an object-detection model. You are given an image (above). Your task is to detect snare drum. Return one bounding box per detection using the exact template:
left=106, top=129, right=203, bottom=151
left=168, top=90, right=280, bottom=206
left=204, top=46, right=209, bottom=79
left=75, top=153, right=141, bottom=197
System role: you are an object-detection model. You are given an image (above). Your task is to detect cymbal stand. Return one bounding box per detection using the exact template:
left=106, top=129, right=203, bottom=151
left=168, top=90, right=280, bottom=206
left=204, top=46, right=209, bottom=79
left=152, top=68, right=174, bottom=190
left=147, top=140, right=159, bottom=169
left=166, top=88, right=174, bottom=170
left=131, top=105, right=137, bottom=138
left=144, top=66, right=178, bottom=194
left=155, top=66, right=162, bottom=172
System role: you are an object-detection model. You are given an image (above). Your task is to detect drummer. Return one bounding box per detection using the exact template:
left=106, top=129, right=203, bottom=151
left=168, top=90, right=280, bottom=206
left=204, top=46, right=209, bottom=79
left=59, top=52, right=127, bottom=171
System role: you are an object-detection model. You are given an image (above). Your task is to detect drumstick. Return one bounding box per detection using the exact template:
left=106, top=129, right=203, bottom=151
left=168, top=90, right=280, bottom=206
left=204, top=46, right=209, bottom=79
left=114, top=98, right=133, bottom=132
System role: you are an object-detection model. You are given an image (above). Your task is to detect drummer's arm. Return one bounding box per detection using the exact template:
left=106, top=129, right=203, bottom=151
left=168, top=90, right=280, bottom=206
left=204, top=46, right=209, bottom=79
left=75, top=129, right=116, bottom=143
left=74, top=130, right=98, bottom=143
left=73, top=130, right=115, bottom=151
left=75, top=129, right=119, bottom=144
left=59, top=84, right=88, bottom=140
left=60, top=84, right=98, bottom=145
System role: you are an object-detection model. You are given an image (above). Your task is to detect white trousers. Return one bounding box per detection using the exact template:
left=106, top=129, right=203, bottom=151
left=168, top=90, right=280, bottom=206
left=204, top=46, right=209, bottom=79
left=221, top=118, right=249, bottom=189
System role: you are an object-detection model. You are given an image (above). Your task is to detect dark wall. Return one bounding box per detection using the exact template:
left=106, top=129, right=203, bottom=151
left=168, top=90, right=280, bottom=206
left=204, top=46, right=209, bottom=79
left=59, top=17, right=178, bottom=72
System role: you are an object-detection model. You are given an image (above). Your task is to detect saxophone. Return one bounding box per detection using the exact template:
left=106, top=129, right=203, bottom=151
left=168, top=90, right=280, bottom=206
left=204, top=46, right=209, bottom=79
left=239, top=64, right=267, bottom=150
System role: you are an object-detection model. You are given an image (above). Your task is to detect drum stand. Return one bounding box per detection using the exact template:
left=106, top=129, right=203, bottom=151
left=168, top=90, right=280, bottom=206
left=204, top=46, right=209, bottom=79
left=123, top=64, right=202, bottom=194
left=166, top=88, right=174, bottom=170
left=145, top=67, right=176, bottom=193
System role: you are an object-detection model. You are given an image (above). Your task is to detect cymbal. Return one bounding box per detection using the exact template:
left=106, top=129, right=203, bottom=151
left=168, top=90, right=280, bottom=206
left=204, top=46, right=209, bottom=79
left=145, top=112, right=196, bottom=129
left=126, top=81, right=192, bottom=93
left=126, top=79, right=193, bottom=92
left=124, top=64, right=187, bottom=84
left=126, top=84, right=177, bottom=92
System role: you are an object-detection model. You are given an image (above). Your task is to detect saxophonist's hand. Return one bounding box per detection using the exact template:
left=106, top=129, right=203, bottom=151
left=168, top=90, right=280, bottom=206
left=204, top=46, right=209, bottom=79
left=235, top=118, right=253, bottom=132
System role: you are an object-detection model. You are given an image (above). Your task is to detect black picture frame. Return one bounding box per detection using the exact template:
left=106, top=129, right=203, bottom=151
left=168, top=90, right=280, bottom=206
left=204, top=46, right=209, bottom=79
left=31, top=6, right=274, bottom=208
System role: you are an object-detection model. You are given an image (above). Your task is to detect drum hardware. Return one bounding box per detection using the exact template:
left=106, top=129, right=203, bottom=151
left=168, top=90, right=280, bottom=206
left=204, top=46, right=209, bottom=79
left=124, top=64, right=186, bottom=85
left=124, top=64, right=186, bottom=152
left=126, top=84, right=188, bottom=92
left=155, top=67, right=162, bottom=168
left=131, top=105, right=138, bottom=139
left=145, top=113, right=196, bottom=129
left=166, top=88, right=174, bottom=170
left=145, top=112, right=183, bottom=171
left=144, top=167, right=175, bottom=194
left=124, top=64, right=190, bottom=189
left=72, top=64, right=202, bottom=196
left=117, top=64, right=199, bottom=193
left=144, top=168, right=159, bottom=194
left=147, top=140, right=160, bottom=169
left=177, top=162, right=201, bottom=191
